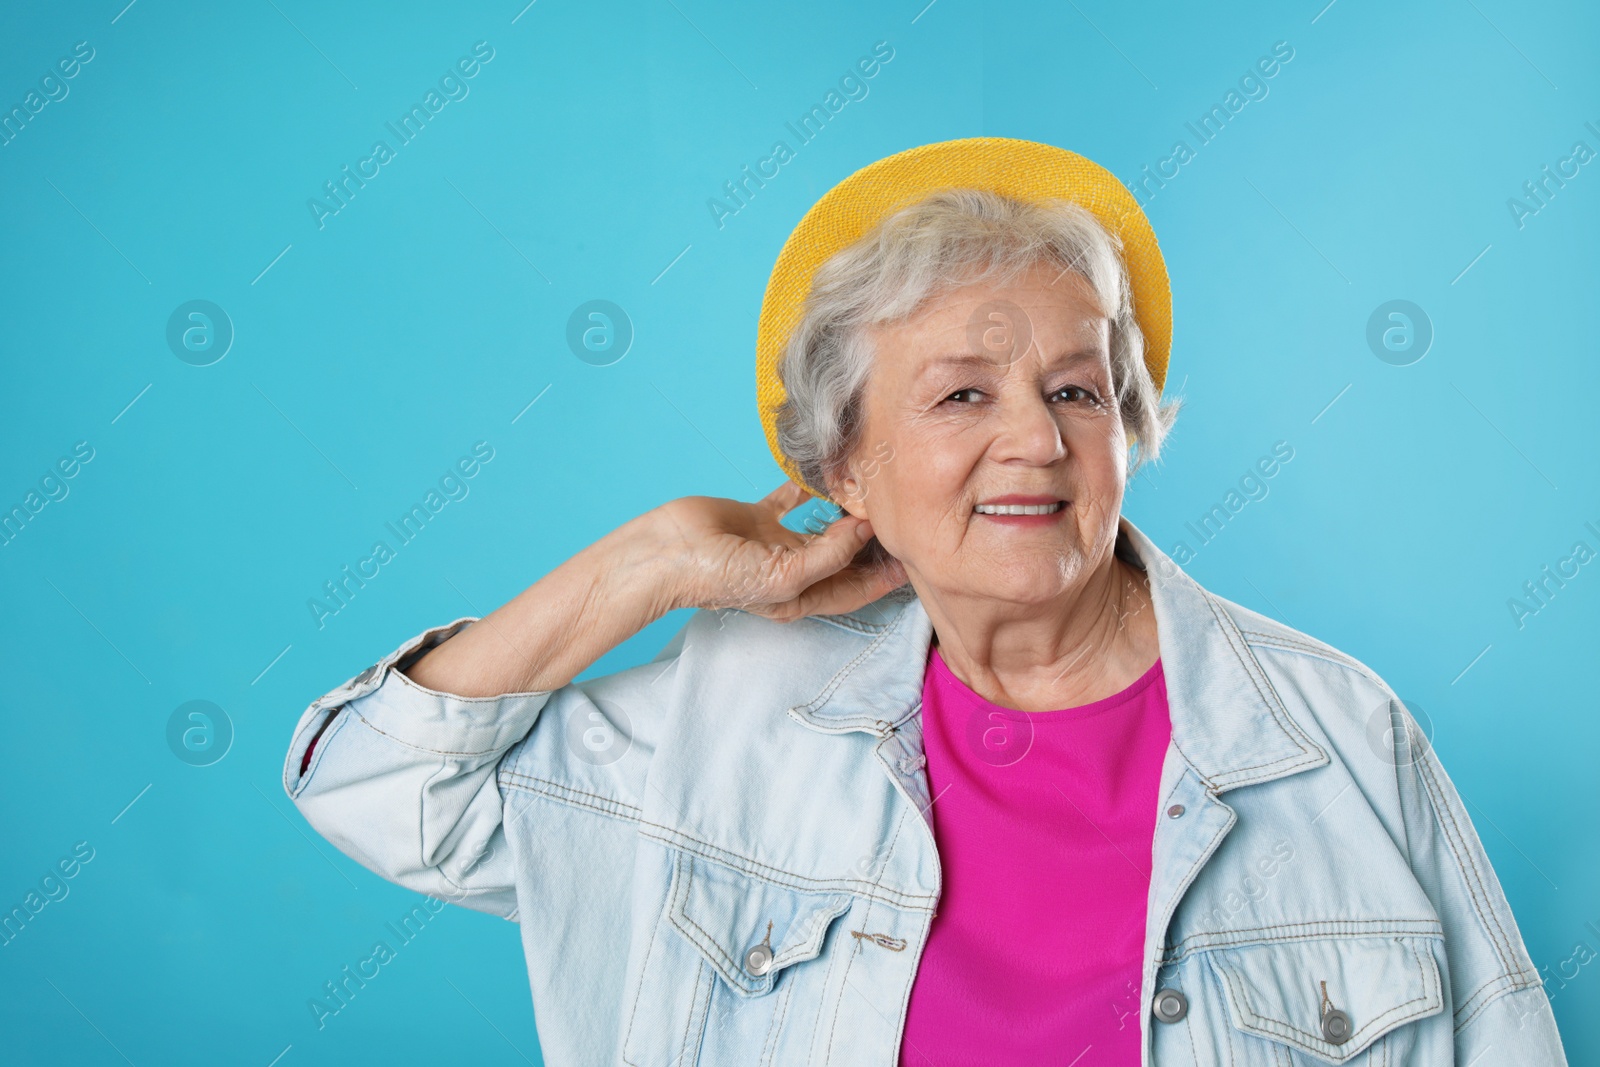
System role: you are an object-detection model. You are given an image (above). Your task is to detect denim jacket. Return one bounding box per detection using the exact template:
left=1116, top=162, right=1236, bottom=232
left=283, top=515, right=1567, bottom=1066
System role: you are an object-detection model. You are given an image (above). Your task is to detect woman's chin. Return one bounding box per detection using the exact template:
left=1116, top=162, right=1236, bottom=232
left=944, top=562, right=1087, bottom=604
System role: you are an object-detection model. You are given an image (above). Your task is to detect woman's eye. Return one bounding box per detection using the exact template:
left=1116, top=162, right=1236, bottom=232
left=941, top=385, right=1104, bottom=406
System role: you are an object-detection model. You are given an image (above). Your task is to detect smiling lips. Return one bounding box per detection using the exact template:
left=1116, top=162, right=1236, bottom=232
left=973, top=495, right=1067, bottom=517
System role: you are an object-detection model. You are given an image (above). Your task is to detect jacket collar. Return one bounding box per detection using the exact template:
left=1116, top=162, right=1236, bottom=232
left=787, top=514, right=1328, bottom=793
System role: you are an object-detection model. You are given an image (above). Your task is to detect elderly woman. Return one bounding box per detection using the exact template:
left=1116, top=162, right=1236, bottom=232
left=284, top=139, right=1566, bottom=1066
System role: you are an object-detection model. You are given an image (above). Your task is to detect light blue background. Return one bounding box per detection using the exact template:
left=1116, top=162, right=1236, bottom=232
left=2, top=0, right=1596, bottom=1063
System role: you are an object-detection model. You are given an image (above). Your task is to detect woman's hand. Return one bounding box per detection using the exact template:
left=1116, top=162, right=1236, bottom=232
left=651, top=481, right=908, bottom=622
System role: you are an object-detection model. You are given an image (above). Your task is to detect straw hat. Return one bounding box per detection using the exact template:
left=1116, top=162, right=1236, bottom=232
left=755, top=136, right=1171, bottom=504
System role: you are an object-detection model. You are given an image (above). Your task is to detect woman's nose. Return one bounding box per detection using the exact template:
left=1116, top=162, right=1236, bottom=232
left=991, top=391, right=1066, bottom=463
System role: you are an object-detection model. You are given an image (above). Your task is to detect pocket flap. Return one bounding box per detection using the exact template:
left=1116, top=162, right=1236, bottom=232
left=666, top=850, right=854, bottom=997
left=1204, top=934, right=1445, bottom=1063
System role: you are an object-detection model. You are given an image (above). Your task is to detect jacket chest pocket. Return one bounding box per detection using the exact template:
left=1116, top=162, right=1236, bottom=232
left=623, top=849, right=856, bottom=1067
left=1169, top=932, right=1446, bottom=1065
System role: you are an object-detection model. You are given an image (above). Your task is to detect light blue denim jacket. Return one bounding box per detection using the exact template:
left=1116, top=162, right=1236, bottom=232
left=283, top=516, right=1567, bottom=1065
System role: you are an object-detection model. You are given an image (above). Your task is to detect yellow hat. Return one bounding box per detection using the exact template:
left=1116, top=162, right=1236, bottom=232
left=755, top=136, right=1171, bottom=505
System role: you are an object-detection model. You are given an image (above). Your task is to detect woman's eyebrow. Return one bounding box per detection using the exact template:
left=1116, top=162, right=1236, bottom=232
left=916, top=349, right=1101, bottom=377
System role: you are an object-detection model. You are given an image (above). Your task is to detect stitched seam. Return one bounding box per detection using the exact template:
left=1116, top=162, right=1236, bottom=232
left=351, top=705, right=517, bottom=757
left=1162, top=920, right=1443, bottom=961
left=1166, top=733, right=1215, bottom=793
left=808, top=897, right=854, bottom=1065
left=1209, top=947, right=1414, bottom=1055
left=387, top=649, right=554, bottom=704
left=1164, top=927, right=1444, bottom=968
left=637, top=824, right=936, bottom=909
left=498, top=771, right=643, bottom=823
left=819, top=752, right=916, bottom=1060
left=1213, top=939, right=1435, bottom=1052
left=1454, top=972, right=1512, bottom=1026
left=1452, top=972, right=1544, bottom=1032
left=1211, top=752, right=1316, bottom=789
left=672, top=854, right=851, bottom=996
left=792, top=606, right=911, bottom=724
left=1144, top=779, right=1237, bottom=1006
left=1201, top=592, right=1288, bottom=736
left=678, top=957, right=706, bottom=1067
left=893, top=911, right=935, bottom=1062
left=673, top=855, right=749, bottom=992
left=824, top=745, right=917, bottom=1062
left=1171, top=671, right=1318, bottom=790
left=758, top=962, right=797, bottom=1066
left=822, top=893, right=869, bottom=1065
left=1238, top=630, right=1367, bottom=671
left=1177, top=989, right=1200, bottom=1064
left=809, top=610, right=888, bottom=636
left=496, top=778, right=936, bottom=910
left=770, top=902, right=851, bottom=971
left=1237, top=631, right=1410, bottom=720
left=1203, top=591, right=1324, bottom=758
left=1413, top=747, right=1523, bottom=981
left=621, top=859, right=670, bottom=1067
left=1198, top=592, right=1327, bottom=780
left=820, top=782, right=910, bottom=1065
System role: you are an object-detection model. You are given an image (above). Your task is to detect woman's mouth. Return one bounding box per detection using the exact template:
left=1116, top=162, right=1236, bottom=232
left=966, top=499, right=1068, bottom=524
left=973, top=501, right=1066, bottom=516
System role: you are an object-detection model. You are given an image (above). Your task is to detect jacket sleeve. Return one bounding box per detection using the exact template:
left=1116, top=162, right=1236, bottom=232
left=281, top=614, right=691, bottom=919
left=1385, top=698, right=1569, bottom=1064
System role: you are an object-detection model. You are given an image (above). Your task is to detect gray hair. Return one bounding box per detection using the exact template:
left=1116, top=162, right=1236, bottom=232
left=774, top=189, right=1181, bottom=518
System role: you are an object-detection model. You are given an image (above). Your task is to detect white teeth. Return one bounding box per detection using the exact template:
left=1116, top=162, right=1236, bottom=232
left=974, top=502, right=1064, bottom=515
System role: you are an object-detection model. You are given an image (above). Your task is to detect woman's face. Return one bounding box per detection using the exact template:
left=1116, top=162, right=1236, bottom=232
left=832, top=261, right=1128, bottom=604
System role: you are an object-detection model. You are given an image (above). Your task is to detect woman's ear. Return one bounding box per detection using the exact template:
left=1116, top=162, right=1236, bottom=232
left=828, top=473, right=869, bottom=520
left=822, top=459, right=867, bottom=519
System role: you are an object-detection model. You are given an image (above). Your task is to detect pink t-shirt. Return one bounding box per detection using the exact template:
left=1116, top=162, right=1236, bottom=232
left=900, top=645, right=1172, bottom=1066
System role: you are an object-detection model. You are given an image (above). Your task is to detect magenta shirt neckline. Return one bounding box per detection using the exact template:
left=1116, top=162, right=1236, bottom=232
left=927, top=643, right=1165, bottom=723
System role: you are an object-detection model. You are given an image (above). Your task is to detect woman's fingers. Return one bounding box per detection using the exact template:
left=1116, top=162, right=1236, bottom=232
left=793, top=515, right=873, bottom=581
left=769, top=517, right=878, bottom=607
left=761, top=480, right=812, bottom=517
left=665, top=487, right=894, bottom=616
left=779, top=553, right=905, bottom=620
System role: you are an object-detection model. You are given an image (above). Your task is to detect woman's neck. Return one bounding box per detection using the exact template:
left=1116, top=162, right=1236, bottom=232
left=919, top=554, right=1160, bottom=713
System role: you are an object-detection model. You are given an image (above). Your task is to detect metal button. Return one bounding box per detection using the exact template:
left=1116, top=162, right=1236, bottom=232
left=1322, top=1008, right=1353, bottom=1044
left=1152, top=988, right=1188, bottom=1023
left=1167, top=804, right=1186, bottom=818
left=744, top=943, right=773, bottom=976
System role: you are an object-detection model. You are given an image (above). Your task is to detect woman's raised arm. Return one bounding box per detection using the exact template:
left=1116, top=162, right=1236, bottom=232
left=399, top=508, right=687, bottom=698
left=282, top=484, right=904, bottom=915
left=402, top=482, right=904, bottom=698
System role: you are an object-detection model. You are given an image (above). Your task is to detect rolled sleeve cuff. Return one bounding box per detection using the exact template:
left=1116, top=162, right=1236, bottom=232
left=286, top=617, right=555, bottom=792
left=347, top=617, right=555, bottom=755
